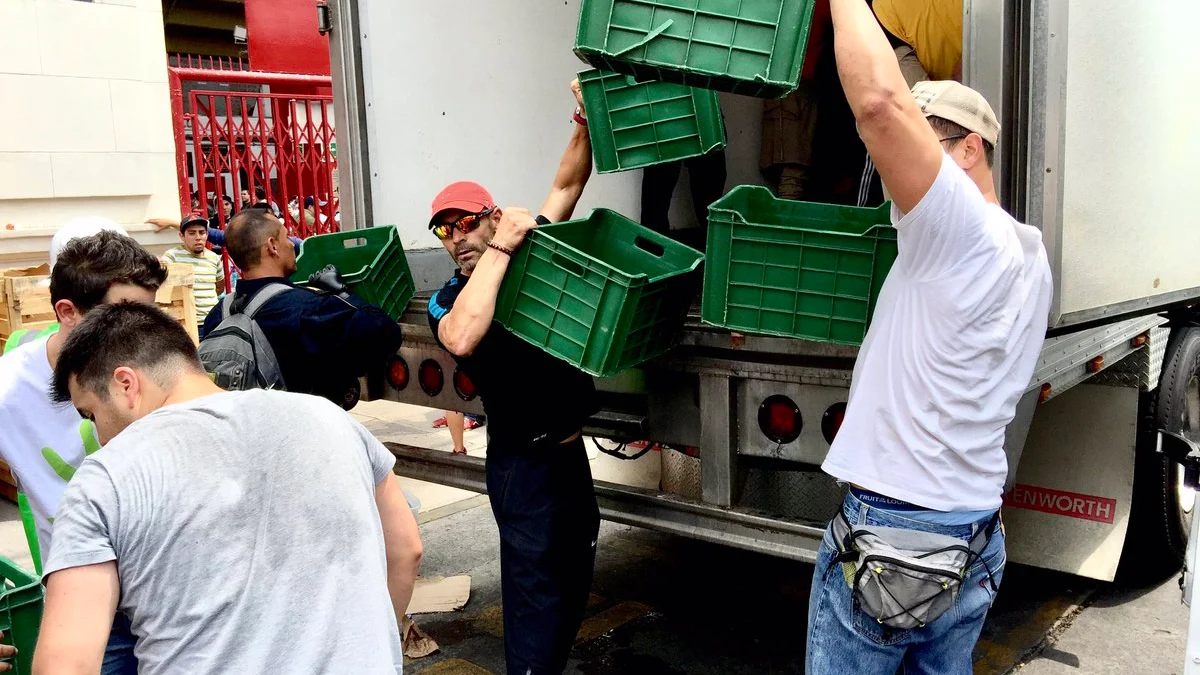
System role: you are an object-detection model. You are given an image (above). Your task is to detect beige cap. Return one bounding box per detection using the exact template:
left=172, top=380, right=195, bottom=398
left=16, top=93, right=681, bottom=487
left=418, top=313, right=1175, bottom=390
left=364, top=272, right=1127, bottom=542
left=911, top=80, right=1000, bottom=147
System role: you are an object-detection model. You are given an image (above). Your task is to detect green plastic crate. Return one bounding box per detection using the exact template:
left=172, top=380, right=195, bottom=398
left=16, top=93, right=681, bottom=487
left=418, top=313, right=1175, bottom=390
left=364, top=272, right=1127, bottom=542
left=574, top=0, right=816, bottom=98
left=579, top=68, right=726, bottom=174
left=495, top=209, right=704, bottom=377
left=0, top=556, right=43, bottom=675
left=702, top=186, right=897, bottom=344
left=291, top=226, right=415, bottom=322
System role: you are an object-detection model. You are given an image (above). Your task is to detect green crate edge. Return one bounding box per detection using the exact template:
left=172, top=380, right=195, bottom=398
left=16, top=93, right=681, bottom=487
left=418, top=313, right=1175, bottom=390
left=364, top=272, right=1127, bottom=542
left=572, top=0, right=817, bottom=99
left=495, top=212, right=703, bottom=377
left=0, top=555, right=42, bottom=675
left=290, top=226, right=415, bottom=322
left=356, top=242, right=417, bottom=323
left=701, top=188, right=897, bottom=345
left=292, top=226, right=394, bottom=281
left=578, top=69, right=727, bottom=174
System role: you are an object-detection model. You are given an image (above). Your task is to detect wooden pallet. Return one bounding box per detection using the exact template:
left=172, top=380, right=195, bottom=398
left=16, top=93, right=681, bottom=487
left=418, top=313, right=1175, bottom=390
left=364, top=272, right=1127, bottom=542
left=0, top=264, right=55, bottom=342
left=0, top=262, right=198, bottom=349
left=158, top=264, right=200, bottom=343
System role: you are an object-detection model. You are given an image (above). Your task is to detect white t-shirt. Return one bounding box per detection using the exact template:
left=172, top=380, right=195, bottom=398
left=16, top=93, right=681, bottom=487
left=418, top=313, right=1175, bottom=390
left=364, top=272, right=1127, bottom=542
left=0, top=335, right=93, bottom=567
left=822, top=156, right=1053, bottom=512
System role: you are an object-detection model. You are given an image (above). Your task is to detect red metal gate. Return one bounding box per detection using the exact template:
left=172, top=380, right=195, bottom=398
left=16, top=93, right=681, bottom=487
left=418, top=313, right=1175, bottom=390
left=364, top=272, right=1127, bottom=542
left=168, top=63, right=340, bottom=239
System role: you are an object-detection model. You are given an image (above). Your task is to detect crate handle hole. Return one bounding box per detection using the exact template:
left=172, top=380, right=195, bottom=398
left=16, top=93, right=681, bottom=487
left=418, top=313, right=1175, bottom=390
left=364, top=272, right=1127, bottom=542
left=634, top=236, right=665, bottom=257
left=341, top=238, right=369, bottom=249
left=551, top=253, right=587, bottom=277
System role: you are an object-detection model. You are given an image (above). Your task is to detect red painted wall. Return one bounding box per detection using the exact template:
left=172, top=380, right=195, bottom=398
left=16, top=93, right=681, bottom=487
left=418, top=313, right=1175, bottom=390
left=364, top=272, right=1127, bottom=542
left=245, top=0, right=331, bottom=77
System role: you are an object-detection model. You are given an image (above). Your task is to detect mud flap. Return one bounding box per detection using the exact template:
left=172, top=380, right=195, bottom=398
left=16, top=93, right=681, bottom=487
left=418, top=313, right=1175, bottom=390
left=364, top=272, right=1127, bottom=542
left=1003, top=384, right=1138, bottom=581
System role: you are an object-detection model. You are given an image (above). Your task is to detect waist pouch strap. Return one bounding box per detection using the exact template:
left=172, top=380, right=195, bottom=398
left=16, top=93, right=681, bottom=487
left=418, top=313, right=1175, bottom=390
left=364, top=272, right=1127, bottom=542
left=831, top=510, right=998, bottom=630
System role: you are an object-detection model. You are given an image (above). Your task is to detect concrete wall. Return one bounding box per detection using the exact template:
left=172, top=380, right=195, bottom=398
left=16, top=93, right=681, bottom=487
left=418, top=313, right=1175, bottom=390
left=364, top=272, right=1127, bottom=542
left=0, top=0, right=180, bottom=268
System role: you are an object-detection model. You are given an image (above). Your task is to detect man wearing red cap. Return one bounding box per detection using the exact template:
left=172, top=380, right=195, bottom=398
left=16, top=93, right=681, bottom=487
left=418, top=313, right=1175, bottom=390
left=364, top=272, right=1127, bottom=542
left=426, top=80, right=597, bottom=675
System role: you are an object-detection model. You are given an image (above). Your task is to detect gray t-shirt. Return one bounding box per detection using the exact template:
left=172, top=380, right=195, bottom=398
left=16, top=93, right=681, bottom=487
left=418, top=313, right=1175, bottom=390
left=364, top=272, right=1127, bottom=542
left=45, top=390, right=404, bottom=674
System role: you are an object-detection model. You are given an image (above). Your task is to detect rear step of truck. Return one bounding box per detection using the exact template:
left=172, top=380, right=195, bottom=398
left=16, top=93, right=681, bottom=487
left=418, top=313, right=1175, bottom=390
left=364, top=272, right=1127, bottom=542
left=387, top=441, right=828, bottom=563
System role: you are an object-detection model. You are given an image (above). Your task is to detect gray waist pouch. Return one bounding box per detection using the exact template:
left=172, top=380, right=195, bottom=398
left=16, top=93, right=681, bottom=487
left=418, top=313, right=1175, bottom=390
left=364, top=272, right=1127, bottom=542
left=831, top=511, right=997, bottom=630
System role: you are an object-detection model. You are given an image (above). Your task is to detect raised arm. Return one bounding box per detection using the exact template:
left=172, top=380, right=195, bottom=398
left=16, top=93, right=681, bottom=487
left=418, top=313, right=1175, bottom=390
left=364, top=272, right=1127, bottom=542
left=829, top=0, right=943, bottom=213
left=538, top=79, right=594, bottom=223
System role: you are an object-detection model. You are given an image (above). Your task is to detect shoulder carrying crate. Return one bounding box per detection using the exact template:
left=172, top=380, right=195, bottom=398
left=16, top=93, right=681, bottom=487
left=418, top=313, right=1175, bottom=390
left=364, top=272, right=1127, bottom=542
left=292, top=226, right=415, bottom=322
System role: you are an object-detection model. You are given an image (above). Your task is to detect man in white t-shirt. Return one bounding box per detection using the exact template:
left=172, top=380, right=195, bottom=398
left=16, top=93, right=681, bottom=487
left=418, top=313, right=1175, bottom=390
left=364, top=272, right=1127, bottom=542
left=807, top=1, right=1053, bottom=672
left=0, top=226, right=166, bottom=675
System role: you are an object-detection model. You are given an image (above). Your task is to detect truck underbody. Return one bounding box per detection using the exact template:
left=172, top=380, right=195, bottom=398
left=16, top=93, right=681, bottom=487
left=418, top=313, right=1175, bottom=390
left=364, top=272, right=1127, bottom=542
left=375, top=296, right=1172, bottom=572
left=327, top=0, right=1200, bottom=579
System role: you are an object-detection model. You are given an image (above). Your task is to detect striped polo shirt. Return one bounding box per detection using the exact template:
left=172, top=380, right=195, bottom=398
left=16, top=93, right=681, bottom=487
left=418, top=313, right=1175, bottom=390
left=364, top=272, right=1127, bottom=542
left=163, top=246, right=225, bottom=325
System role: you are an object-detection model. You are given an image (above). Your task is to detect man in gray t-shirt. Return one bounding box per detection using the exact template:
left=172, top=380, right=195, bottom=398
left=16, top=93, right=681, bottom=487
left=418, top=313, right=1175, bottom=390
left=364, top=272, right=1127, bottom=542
left=34, top=302, right=422, bottom=675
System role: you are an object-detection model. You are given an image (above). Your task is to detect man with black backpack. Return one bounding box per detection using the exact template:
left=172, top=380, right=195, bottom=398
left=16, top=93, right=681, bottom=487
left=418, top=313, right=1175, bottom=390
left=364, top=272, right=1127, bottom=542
left=200, top=209, right=401, bottom=407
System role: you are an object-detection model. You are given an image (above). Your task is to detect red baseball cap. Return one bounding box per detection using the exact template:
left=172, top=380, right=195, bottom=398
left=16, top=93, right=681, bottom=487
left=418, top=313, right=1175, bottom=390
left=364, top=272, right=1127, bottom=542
left=429, top=181, right=495, bottom=228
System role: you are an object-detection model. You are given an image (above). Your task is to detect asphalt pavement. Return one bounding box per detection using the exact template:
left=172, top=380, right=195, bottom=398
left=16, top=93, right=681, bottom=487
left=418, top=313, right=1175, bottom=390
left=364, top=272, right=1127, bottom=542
left=405, top=501, right=1189, bottom=675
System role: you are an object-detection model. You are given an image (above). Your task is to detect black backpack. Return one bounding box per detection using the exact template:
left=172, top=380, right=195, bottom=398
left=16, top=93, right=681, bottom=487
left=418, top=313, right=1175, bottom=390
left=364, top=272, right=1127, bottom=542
left=198, top=283, right=290, bottom=391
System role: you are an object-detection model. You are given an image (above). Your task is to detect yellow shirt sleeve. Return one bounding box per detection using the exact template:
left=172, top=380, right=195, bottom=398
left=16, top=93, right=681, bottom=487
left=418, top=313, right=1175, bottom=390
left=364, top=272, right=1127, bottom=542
left=872, top=0, right=963, bottom=82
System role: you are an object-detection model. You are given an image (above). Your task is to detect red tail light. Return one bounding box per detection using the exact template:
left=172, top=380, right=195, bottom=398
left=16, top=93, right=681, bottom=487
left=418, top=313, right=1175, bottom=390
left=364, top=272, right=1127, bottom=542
left=758, top=395, right=802, bottom=444
left=386, top=357, right=409, bottom=391
left=418, top=359, right=444, bottom=396
left=822, top=402, right=847, bottom=444
left=453, top=367, right=477, bottom=401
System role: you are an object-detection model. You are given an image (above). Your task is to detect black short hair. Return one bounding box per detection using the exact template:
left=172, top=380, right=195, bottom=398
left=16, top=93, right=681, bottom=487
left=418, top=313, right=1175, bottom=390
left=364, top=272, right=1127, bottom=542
left=50, top=230, right=168, bottom=313
left=928, top=115, right=995, bottom=168
left=255, top=186, right=267, bottom=200
left=224, top=209, right=283, bottom=270
left=52, top=302, right=202, bottom=403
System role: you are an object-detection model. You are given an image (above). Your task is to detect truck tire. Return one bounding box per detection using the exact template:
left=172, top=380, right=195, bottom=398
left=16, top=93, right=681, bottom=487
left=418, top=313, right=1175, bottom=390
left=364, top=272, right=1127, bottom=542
left=1119, top=326, right=1200, bottom=584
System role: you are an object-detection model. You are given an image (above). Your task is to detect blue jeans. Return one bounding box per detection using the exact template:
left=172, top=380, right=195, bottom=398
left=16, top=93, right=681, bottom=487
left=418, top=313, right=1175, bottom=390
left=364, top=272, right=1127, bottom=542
left=102, top=613, right=138, bottom=675
left=806, top=492, right=1005, bottom=674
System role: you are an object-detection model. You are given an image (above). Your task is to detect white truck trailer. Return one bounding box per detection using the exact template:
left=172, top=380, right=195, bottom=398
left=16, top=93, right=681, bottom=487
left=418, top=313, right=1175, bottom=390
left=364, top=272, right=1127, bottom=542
left=319, top=0, right=1200, bottom=582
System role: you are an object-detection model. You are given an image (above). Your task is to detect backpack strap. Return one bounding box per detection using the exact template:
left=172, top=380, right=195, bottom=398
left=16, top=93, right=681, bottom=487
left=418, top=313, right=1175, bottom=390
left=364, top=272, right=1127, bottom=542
left=237, top=283, right=292, bottom=319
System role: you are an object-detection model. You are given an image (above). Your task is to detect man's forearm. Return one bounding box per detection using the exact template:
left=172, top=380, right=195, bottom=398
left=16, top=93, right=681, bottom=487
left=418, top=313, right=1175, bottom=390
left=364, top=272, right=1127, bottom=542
left=389, top=554, right=420, bottom=627
left=541, top=124, right=593, bottom=222
left=555, top=123, right=592, bottom=191
left=437, top=249, right=510, bottom=356
left=829, top=0, right=913, bottom=118
left=32, top=653, right=97, bottom=675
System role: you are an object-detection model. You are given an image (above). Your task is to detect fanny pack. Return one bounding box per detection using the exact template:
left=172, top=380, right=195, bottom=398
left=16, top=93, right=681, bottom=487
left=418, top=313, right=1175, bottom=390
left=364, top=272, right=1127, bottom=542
left=831, top=510, right=999, bottom=630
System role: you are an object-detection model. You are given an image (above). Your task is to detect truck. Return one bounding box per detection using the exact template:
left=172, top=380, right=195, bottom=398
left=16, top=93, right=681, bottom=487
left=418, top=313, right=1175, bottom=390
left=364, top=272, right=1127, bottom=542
left=319, top=0, right=1200, bottom=583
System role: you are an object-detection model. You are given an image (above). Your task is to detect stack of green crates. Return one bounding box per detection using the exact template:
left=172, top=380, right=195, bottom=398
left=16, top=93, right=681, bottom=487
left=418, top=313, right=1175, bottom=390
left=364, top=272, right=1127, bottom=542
left=495, top=209, right=704, bottom=378
left=702, top=186, right=897, bottom=345
left=574, top=0, right=816, bottom=98
left=0, top=556, right=43, bottom=675
left=578, top=68, right=726, bottom=173
left=291, top=226, right=416, bottom=322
